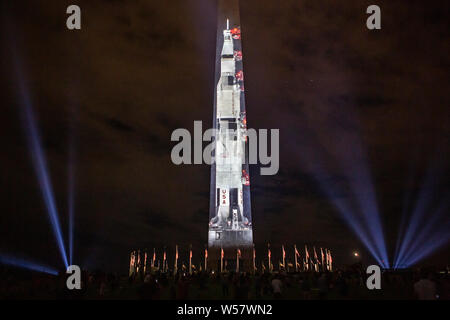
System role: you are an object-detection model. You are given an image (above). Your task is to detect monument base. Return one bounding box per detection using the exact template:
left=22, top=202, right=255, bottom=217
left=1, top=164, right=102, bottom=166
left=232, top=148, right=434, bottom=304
left=208, top=229, right=253, bottom=248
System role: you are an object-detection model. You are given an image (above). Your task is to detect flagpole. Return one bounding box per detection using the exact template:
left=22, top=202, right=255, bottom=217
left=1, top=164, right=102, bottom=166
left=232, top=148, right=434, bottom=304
left=294, top=245, right=298, bottom=273
left=174, top=245, right=178, bottom=275
left=151, top=248, right=155, bottom=269
left=329, top=249, right=333, bottom=271
left=305, top=245, right=309, bottom=271
left=236, top=248, right=240, bottom=273
left=204, top=246, right=208, bottom=271
left=129, top=251, right=134, bottom=277
left=163, top=247, right=167, bottom=273
left=320, top=247, right=325, bottom=272
left=143, top=250, right=148, bottom=274
left=189, top=244, right=192, bottom=275
left=313, top=246, right=318, bottom=272
left=252, top=245, right=256, bottom=274
left=220, top=247, right=223, bottom=273
left=137, top=250, right=142, bottom=274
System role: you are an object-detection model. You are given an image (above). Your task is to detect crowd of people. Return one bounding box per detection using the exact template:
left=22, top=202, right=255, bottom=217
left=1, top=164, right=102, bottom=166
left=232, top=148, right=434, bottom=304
left=0, top=263, right=448, bottom=300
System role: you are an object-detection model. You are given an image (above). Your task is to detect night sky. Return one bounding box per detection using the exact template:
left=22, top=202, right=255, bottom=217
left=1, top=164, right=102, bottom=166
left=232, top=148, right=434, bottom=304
left=1, top=0, right=449, bottom=272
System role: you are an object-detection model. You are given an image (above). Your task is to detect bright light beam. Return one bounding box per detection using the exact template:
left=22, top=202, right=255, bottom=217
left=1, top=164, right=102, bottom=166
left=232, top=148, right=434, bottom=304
left=68, top=143, right=75, bottom=266
left=398, top=200, right=449, bottom=267
left=313, top=173, right=385, bottom=267
left=393, top=153, right=421, bottom=268
left=68, top=170, right=74, bottom=266
left=293, top=131, right=388, bottom=267
left=0, top=254, right=58, bottom=275
left=395, top=167, right=436, bottom=267
left=13, top=61, right=68, bottom=269
left=338, top=136, right=389, bottom=268
left=401, top=228, right=450, bottom=267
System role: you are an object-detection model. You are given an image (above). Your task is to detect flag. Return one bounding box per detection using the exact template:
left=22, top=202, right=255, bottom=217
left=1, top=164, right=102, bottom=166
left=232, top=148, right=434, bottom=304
left=152, top=248, right=156, bottom=267
left=137, top=250, right=141, bottom=272
left=163, top=249, right=167, bottom=272
left=329, top=250, right=333, bottom=270
left=130, top=252, right=135, bottom=268
left=220, top=247, right=224, bottom=273
left=320, top=247, right=325, bottom=270
left=204, top=246, right=208, bottom=271
left=129, top=251, right=135, bottom=276
left=253, top=246, right=256, bottom=272
left=305, top=245, right=310, bottom=271
left=268, top=243, right=272, bottom=272
left=295, top=246, right=300, bottom=258
left=174, top=245, right=179, bottom=275
left=236, top=248, right=241, bottom=273
left=144, top=252, right=148, bottom=273
left=313, top=246, right=318, bottom=263
left=189, top=245, right=193, bottom=274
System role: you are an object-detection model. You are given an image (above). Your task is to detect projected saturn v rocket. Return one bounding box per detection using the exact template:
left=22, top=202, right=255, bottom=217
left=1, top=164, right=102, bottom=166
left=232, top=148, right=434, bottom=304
left=208, top=19, right=253, bottom=249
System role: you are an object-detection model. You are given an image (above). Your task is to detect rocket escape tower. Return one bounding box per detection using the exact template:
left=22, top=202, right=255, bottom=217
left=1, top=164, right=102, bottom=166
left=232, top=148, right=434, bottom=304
left=208, top=0, right=254, bottom=271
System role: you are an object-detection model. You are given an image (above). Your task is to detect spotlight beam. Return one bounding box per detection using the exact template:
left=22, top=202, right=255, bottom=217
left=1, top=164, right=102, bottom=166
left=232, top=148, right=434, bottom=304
left=314, top=177, right=385, bottom=266
left=395, top=170, right=436, bottom=267
left=0, top=254, right=58, bottom=275
left=341, top=154, right=389, bottom=268
left=394, top=159, right=420, bottom=268
left=398, top=200, right=449, bottom=267
left=23, top=100, right=69, bottom=269
left=12, top=56, right=69, bottom=269
left=402, top=228, right=450, bottom=267
left=395, top=153, right=447, bottom=268
left=68, top=143, right=75, bottom=266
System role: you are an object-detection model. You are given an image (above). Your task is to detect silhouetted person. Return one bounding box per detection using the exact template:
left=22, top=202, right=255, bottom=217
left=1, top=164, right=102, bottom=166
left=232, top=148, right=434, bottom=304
left=271, top=275, right=283, bottom=299
left=414, top=270, right=436, bottom=300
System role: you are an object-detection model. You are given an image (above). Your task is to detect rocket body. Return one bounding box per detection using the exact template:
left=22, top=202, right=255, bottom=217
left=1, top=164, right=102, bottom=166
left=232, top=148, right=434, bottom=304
left=208, top=20, right=253, bottom=248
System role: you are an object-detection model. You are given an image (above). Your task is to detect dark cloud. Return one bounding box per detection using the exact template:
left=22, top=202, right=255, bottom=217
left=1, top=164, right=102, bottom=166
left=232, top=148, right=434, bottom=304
left=104, top=117, right=135, bottom=133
